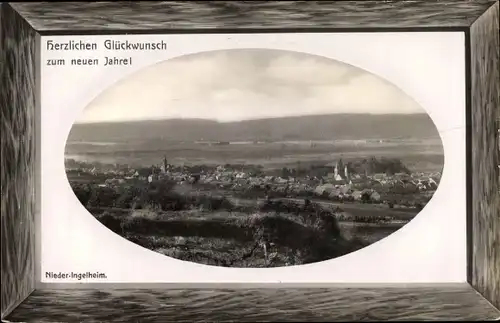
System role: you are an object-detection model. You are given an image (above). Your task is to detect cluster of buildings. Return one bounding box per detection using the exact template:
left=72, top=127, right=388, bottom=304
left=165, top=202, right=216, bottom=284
left=67, top=156, right=441, bottom=205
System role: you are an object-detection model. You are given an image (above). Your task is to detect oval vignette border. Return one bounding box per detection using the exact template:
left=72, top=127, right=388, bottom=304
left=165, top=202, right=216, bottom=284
left=63, top=48, right=445, bottom=270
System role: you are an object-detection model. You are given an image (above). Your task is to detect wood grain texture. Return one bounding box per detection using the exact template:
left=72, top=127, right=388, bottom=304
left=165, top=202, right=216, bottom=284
left=0, top=3, right=37, bottom=320
left=470, top=1, right=500, bottom=311
left=4, top=285, right=500, bottom=322
left=1, top=1, right=498, bottom=321
left=8, top=1, right=498, bottom=33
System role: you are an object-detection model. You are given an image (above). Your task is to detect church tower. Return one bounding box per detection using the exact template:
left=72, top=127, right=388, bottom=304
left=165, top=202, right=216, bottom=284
left=162, top=155, right=168, bottom=173
left=338, top=158, right=344, bottom=175
left=333, top=161, right=343, bottom=181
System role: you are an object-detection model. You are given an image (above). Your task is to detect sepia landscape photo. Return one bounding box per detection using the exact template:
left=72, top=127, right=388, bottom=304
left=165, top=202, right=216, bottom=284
left=65, top=49, right=444, bottom=268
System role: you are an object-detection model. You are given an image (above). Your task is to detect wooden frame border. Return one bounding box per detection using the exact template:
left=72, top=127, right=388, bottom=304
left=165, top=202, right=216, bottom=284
left=1, top=1, right=498, bottom=321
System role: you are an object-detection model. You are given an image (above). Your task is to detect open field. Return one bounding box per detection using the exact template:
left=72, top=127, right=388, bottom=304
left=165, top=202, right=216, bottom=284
left=66, top=139, right=444, bottom=172
left=86, top=191, right=410, bottom=268
left=228, top=196, right=419, bottom=220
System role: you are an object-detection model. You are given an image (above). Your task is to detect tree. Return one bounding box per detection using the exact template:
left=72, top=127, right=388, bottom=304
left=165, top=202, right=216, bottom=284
left=281, top=167, right=290, bottom=179
left=136, top=167, right=152, bottom=177
left=304, top=198, right=311, bottom=209
left=97, top=212, right=122, bottom=234
left=361, top=191, right=372, bottom=204
left=87, top=186, right=119, bottom=208
left=150, top=180, right=176, bottom=194
left=190, top=174, right=200, bottom=183
left=115, top=188, right=134, bottom=209
left=72, top=184, right=92, bottom=206
left=320, top=214, right=341, bottom=238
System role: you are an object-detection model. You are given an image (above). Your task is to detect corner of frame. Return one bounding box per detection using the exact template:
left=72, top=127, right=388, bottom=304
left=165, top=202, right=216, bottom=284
left=468, top=0, right=500, bottom=313
left=0, top=1, right=38, bottom=320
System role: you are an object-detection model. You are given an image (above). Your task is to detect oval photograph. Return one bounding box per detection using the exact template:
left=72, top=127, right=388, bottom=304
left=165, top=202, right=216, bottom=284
left=65, top=49, right=444, bottom=268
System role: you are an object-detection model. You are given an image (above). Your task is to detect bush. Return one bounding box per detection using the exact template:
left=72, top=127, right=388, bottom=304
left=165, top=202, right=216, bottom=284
left=96, top=212, right=122, bottom=234
left=149, top=180, right=176, bottom=193
left=72, top=184, right=92, bottom=206
left=205, top=196, right=234, bottom=211
left=115, top=189, right=135, bottom=209
left=361, top=192, right=371, bottom=204
left=155, top=191, right=188, bottom=211
left=87, top=186, right=120, bottom=208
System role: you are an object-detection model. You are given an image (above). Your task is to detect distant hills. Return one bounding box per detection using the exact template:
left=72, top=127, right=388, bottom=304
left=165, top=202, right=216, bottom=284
left=67, top=113, right=440, bottom=143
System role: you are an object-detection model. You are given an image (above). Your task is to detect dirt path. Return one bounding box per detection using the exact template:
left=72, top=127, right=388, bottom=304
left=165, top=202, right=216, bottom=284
left=228, top=196, right=418, bottom=220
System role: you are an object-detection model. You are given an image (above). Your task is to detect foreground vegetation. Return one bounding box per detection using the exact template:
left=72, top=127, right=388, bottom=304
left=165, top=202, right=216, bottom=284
left=71, top=180, right=406, bottom=267
left=94, top=209, right=368, bottom=267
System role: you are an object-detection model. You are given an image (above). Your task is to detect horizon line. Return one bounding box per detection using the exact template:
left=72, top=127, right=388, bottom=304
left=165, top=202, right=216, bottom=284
left=74, top=112, right=429, bottom=125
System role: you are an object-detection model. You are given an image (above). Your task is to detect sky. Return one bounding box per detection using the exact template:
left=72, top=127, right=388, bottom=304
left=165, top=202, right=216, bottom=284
left=78, top=49, right=424, bottom=124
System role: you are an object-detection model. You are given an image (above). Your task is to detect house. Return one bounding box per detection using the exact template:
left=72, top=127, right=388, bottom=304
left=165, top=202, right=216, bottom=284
left=302, top=179, right=319, bottom=187
left=235, top=179, right=248, bottom=185
left=370, top=191, right=381, bottom=202
left=315, top=184, right=335, bottom=196
left=235, top=172, right=248, bottom=179
left=339, top=185, right=352, bottom=195
left=189, top=174, right=201, bottom=183
left=104, top=178, right=125, bottom=186
left=427, top=178, right=438, bottom=189
left=276, top=177, right=288, bottom=184
left=350, top=178, right=366, bottom=185
left=329, top=190, right=341, bottom=199
left=352, top=190, right=363, bottom=201
left=330, top=179, right=347, bottom=186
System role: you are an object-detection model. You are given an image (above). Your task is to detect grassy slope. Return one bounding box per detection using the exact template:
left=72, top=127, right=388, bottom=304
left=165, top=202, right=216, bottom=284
left=91, top=207, right=403, bottom=268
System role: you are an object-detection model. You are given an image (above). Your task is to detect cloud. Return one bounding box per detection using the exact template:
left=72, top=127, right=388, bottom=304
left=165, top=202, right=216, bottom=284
left=79, top=49, right=424, bottom=123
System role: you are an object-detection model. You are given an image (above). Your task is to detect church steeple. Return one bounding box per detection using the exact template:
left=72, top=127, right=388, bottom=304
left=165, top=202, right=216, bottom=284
left=338, top=158, right=344, bottom=175
left=333, top=161, right=343, bottom=181
left=162, top=155, right=168, bottom=173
